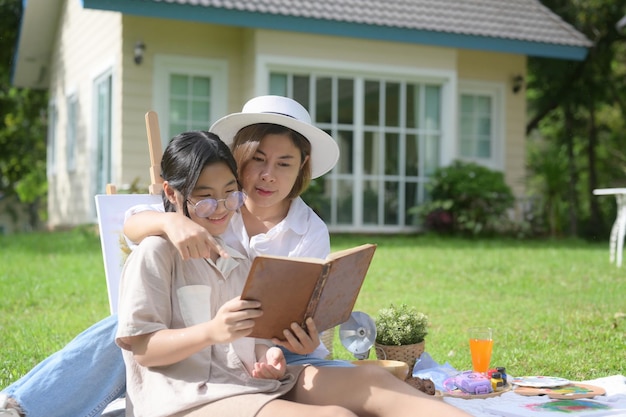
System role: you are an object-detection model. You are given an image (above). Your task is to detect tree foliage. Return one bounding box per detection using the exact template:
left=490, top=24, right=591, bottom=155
left=0, top=0, right=48, bottom=228
left=527, top=0, right=626, bottom=238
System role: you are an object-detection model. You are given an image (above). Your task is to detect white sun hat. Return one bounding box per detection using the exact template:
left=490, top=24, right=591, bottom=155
left=210, top=95, right=340, bottom=178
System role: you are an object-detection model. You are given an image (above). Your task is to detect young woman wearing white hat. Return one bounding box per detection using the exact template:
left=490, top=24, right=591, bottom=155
left=124, top=95, right=346, bottom=364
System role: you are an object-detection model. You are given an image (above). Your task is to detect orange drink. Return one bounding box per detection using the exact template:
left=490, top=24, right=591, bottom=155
left=468, top=327, right=493, bottom=374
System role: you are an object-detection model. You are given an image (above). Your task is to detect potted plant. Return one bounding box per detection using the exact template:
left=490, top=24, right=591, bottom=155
left=374, top=303, right=429, bottom=369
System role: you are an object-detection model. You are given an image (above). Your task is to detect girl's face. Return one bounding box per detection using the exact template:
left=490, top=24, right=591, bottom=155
left=170, top=162, right=240, bottom=236
left=240, top=133, right=308, bottom=209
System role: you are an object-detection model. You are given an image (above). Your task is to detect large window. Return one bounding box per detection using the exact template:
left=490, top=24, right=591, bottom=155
left=270, top=72, right=442, bottom=231
left=154, top=56, right=227, bottom=142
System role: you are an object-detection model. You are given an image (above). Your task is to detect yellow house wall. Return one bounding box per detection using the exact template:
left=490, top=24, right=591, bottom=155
left=47, top=0, right=122, bottom=228
left=117, top=16, right=245, bottom=190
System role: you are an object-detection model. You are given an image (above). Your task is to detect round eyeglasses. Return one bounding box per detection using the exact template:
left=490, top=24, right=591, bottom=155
left=187, top=191, right=246, bottom=218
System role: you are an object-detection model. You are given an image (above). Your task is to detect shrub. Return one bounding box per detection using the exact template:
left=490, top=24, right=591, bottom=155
left=411, top=160, right=515, bottom=236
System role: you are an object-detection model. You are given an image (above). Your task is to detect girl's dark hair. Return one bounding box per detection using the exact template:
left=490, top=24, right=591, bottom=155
left=161, top=130, right=239, bottom=217
left=231, top=123, right=312, bottom=199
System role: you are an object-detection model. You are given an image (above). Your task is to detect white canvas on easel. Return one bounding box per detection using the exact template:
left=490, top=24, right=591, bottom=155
left=95, top=193, right=162, bottom=314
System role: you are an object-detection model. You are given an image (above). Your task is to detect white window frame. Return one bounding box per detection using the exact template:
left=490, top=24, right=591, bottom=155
left=92, top=69, right=114, bottom=197
left=258, top=55, right=456, bottom=232
left=457, top=80, right=505, bottom=171
left=153, top=55, right=228, bottom=146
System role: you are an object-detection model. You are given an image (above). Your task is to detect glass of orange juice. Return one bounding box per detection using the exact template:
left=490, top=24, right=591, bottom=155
left=468, top=327, right=493, bottom=374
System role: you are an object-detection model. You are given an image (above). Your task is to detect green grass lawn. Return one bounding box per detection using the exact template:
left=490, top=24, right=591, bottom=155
left=1, top=229, right=624, bottom=390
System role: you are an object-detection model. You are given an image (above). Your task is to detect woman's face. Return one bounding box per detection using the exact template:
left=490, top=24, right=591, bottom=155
left=240, top=133, right=308, bottom=209
left=172, top=161, right=240, bottom=236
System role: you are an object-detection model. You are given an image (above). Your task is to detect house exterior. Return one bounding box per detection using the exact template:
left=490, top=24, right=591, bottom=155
left=13, top=0, right=591, bottom=233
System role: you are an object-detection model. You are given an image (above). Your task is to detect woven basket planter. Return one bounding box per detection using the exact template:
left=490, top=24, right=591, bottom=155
left=375, top=340, right=425, bottom=369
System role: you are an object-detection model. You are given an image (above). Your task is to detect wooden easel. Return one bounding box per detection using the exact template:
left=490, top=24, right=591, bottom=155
left=104, top=110, right=163, bottom=196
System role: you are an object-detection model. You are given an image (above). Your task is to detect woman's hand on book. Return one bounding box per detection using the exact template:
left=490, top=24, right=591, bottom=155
left=271, top=318, right=320, bottom=354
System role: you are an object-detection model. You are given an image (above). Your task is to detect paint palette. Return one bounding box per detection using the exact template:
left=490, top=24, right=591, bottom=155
left=512, top=376, right=571, bottom=388
left=514, top=383, right=606, bottom=399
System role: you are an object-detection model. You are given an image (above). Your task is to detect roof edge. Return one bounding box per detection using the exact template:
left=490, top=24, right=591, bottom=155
left=84, top=0, right=590, bottom=61
left=12, top=0, right=64, bottom=88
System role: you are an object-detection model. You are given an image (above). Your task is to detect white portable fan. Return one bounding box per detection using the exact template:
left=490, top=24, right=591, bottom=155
left=339, top=311, right=377, bottom=360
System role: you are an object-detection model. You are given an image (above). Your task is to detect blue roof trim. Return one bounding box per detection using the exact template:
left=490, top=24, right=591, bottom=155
left=83, top=0, right=589, bottom=61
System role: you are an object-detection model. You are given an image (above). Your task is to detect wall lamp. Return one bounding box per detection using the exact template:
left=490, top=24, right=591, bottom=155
left=511, top=74, right=524, bottom=94
left=134, top=41, right=146, bottom=65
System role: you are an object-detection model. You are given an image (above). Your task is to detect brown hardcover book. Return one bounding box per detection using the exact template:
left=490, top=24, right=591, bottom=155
left=241, top=243, right=377, bottom=339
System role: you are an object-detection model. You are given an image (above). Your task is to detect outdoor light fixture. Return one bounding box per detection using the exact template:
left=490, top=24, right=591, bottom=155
left=134, top=41, right=146, bottom=65
left=511, top=74, right=524, bottom=94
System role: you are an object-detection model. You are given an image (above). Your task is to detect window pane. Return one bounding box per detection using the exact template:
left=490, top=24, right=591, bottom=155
left=424, top=134, right=439, bottom=175
left=363, top=131, right=379, bottom=175
left=405, top=181, right=420, bottom=226
left=460, top=139, right=473, bottom=157
left=338, top=78, right=354, bottom=124
left=316, top=77, right=332, bottom=123
left=170, top=75, right=188, bottom=95
left=405, top=133, right=419, bottom=176
left=192, top=77, right=211, bottom=97
left=460, top=115, right=474, bottom=134
left=384, top=181, right=399, bottom=225
left=385, top=82, right=400, bottom=127
left=384, top=133, right=399, bottom=175
left=478, top=116, right=491, bottom=135
left=337, top=130, right=353, bottom=174
left=270, top=73, right=288, bottom=95
left=303, top=177, right=331, bottom=221
left=406, top=84, right=419, bottom=128
left=364, top=80, right=379, bottom=125
left=460, top=95, right=473, bottom=112
left=337, top=179, right=353, bottom=224
left=293, top=75, right=310, bottom=109
left=170, top=123, right=187, bottom=135
left=476, top=96, right=491, bottom=113
left=170, top=99, right=188, bottom=121
left=424, top=85, right=441, bottom=130
left=478, top=139, right=491, bottom=158
left=363, top=181, right=379, bottom=225
left=191, top=101, right=209, bottom=121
